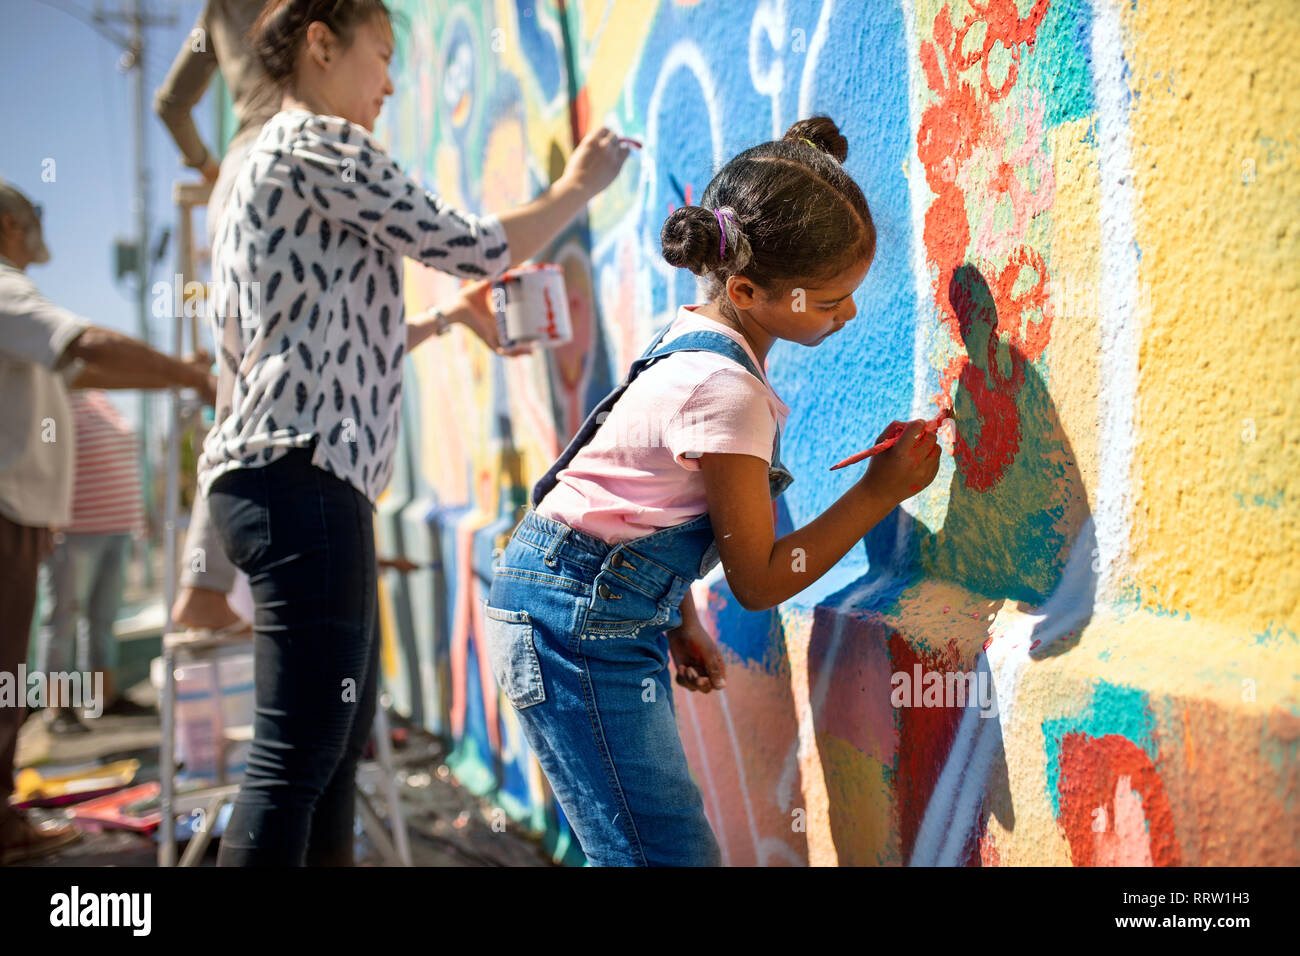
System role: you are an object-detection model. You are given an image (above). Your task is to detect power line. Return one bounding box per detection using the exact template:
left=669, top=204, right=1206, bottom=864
left=33, top=0, right=131, bottom=48
left=32, top=0, right=174, bottom=70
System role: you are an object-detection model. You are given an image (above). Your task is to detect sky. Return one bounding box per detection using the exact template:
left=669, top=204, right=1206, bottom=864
left=2, top=0, right=216, bottom=427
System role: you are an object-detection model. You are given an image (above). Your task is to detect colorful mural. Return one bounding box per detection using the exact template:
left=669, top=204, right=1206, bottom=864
left=363, top=0, right=1299, bottom=865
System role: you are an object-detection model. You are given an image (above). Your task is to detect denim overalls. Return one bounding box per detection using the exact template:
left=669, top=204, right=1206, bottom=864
left=483, top=320, right=792, bottom=866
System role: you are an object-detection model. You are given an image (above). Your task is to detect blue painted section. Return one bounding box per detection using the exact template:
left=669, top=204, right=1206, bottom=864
left=514, top=0, right=564, bottom=104
left=590, top=0, right=920, bottom=601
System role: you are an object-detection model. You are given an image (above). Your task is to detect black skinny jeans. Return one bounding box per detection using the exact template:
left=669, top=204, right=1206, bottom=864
left=206, top=442, right=379, bottom=866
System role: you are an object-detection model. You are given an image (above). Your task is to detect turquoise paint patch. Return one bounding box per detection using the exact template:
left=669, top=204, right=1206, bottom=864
left=1019, top=0, right=1096, bottom=128
left=1254, top=620, right=1300, bottom=647
left=1262, top=718, right=1300, bottom=783
left=1233, top=489, right=1285, bottom=509
left=1115, top=583, right=1193, bottom=622
left=1041, top=680, right=1158, bottom=818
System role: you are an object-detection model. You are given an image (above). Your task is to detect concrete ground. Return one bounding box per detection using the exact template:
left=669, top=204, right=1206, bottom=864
left=11, top=680, right=557, bottom=868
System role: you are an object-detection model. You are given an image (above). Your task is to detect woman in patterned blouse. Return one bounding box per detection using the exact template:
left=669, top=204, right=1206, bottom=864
left=198, top=0, right=631, bottom=866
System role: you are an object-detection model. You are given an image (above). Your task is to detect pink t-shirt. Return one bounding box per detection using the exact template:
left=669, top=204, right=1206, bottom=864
left=536, top=304, right=790, bottom=544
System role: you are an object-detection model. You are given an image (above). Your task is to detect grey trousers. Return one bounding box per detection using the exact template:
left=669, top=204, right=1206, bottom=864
left=178, top=490, right=239, bottom=594
left=181, top=130, right=262, bottom=598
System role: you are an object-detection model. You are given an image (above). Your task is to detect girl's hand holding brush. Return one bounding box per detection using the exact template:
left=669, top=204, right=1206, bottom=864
left=830, top=406, right=952, bottom=471
left=854, top=416, right=944, bottom=503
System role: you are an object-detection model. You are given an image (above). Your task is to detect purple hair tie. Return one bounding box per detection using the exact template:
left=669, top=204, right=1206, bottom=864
left=714, top=207, right=736, bottom=261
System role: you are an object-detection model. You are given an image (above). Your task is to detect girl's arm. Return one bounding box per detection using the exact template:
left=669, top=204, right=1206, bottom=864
left=673, top=587, right=703, bottom=632
left=699, top=420, right=940, bottom=611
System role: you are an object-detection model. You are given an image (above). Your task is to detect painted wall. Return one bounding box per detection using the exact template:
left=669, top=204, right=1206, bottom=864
left=367, top=0, right=1299, bottom=865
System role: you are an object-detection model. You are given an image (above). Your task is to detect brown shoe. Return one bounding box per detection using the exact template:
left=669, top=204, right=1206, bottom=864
left=0, top=807, right=82, bottom=865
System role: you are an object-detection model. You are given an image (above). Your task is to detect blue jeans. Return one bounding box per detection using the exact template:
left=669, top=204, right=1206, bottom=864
left=37, top=532, right=130, bottom=682
left=485, top=509, right=723, bottom=867
left=206, top=442, right=379, bottom=866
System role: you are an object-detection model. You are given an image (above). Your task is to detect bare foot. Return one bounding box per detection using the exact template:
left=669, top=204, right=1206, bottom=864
left=171, top=586, right=249, bottom=632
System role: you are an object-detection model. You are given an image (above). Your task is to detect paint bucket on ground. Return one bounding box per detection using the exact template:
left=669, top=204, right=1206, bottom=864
left=492, top=263, right=572, bottom=349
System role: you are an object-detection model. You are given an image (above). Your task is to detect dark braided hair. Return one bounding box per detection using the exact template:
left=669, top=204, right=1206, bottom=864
left=660, top=115, right=875, bottom=300
left=249, top=0, right=395, bottom=86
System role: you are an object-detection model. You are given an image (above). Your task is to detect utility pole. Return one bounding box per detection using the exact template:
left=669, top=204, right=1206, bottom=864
left=93, top=0, right=176, bottom=586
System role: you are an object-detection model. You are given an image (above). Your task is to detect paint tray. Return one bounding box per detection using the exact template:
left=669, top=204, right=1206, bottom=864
left=11, top=759, right=140, bottom=808
left=69, top=782, right=162, bottom=833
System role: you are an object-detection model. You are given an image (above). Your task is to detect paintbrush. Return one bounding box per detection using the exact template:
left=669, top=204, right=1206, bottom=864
left=829, top=406, right=953, bottom=471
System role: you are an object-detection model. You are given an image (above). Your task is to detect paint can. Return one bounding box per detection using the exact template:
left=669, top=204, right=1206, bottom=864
left=491, top=263, right=572, bottom=349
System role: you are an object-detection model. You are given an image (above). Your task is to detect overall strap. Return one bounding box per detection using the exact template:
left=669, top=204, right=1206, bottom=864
left=634, top=330, right=768, bottom=386
left=645, top=331, right=784, bottom=473
left=530, top=326, right=775, bottom=508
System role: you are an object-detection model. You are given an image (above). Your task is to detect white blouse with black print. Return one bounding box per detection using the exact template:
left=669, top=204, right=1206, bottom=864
left=197, top=107, right=511, bottom=507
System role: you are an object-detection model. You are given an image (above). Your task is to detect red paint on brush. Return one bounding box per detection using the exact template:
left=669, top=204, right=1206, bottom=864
left=829, top=407, right=953, bottom=471
left=618, top=137, right=642, bottom=148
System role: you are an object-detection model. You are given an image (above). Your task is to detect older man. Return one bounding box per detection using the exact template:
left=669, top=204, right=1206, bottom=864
left=0, top=182, right=216, bottom=864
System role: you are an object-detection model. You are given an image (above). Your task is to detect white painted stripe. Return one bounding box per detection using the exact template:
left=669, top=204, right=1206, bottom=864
left=900, top=0, right=951, bottom=538
left=797, top=0, right=835, bottom=118
left=1090, top=0, right=1140, bottom=605
left=682, top=690, right=732, bottom=864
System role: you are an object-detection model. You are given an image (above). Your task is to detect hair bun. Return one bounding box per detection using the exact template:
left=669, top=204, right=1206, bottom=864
left=783, top=115, right=848, bottom=163
left=660, top=206, right=717, bottom=276
left=660, top=205, right=753, bottom=276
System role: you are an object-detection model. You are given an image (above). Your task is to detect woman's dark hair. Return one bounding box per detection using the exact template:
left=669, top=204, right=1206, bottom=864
left=660, top=116, right=875, bottom=300
left=249, top=0, right=394, bottom=86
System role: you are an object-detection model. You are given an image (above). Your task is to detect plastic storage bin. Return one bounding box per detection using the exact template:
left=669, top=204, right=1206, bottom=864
left=150, top=650, right=254, bottom=784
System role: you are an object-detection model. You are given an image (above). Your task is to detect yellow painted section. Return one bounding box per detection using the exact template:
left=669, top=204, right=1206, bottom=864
left=779, top=602, right=839, bottom=866
left=377, top=570, right=399, bottom=683
left=574, top=0, right=662, bottom=123
left=1043, top=120, right=1103, bottom=501
left=1127, top=0, right=1300, bottom=636
left=985, top=605, right=1300, bottom=865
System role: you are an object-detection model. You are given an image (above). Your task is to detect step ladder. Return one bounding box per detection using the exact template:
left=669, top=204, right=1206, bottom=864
left=157, top=627, right=412, bottom=866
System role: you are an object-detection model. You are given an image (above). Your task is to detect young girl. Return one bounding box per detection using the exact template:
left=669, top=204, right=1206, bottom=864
left=198, top=0, right=629, bottom=866
left=485, top=116, right=942, bottom=866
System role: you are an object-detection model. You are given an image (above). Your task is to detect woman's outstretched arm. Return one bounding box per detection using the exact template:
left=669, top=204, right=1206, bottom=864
left=494, top=126, right=630, bottom=267
left=288, top=117, right=629, bottom=282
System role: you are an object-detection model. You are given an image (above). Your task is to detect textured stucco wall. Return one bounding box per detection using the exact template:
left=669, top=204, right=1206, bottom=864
left=367, top=0, right=1299, bottom=865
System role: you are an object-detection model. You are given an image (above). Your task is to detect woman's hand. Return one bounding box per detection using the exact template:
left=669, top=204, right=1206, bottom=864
left=559, top=126, right=632, bottom=199
left=407, top=281, right=531, bottom=356
left=183, top=349, right=218, bottom=406
left=667, top=619, right=727, bottom=693
left=495, top=126, right=631, bottom=266
left=452, top=280, right=531, bottom=356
